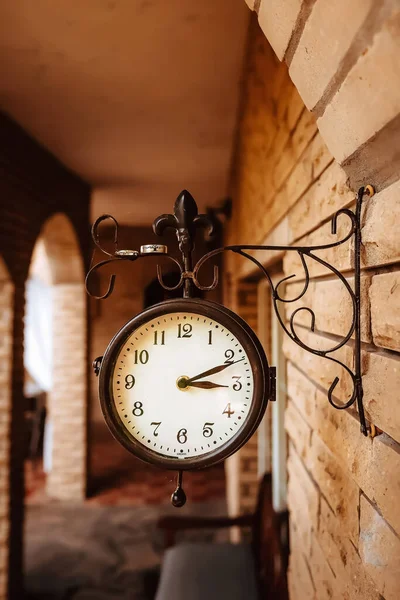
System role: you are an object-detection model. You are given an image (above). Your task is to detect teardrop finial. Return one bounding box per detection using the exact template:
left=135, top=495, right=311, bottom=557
left=171, top=470, right=186, bottom=508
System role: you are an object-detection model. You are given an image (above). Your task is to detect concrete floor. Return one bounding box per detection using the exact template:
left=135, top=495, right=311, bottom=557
left=25, top=500, right=228, bottom=599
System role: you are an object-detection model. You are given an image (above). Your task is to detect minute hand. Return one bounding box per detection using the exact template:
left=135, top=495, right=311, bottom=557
left=187, top=357, right=245, bottom=383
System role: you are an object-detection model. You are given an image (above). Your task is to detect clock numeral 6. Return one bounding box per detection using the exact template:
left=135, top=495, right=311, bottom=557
left=202, top=422, right=214, bottom=438
left=124, top=374, right=135, bottom=389
left=134, top=350, right=149, bottom=364
left=177, top=428, right=188, bottom=444
left=177, top=323, right=192, bottom=338
left=132, top=401, right=144, bottom=417
left=232, top=376, right=242, bottom=391
left=151, top=421, right=161, bottom=436
left=223, top=403, right=235, bottom=418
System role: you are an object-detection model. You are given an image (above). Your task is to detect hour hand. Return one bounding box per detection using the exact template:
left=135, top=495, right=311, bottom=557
left=187, top=381, right=229, bottom=389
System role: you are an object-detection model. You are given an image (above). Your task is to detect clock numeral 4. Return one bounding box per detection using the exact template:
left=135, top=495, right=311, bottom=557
left=153, top=330, right=165, bottom=345
left=124, top=374, right=135, bottom=389
left=132, top=401, right=144, bottom=417
left=202, top=422, right=214, bottom=438
left=223, top=403, right=235, bottom=418
left=177, top=323, right=192, bottom=338
left=151, top=421, right=161, bottom=436
left=232, top=376, right=242, bottom=391
left=134, top=350, right=149, bottom=364
left=177, top=428, right=188, bottom=444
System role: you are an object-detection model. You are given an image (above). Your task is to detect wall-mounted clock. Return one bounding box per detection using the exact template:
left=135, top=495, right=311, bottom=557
left=98, top=298, right=270, bottom=472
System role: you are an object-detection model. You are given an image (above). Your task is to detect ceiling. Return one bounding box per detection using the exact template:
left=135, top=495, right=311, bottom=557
left=0, top=0, right=249, bottom=223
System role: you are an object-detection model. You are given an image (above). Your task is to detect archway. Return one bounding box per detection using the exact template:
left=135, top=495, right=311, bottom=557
left=24, top=213, right=87, bottom=501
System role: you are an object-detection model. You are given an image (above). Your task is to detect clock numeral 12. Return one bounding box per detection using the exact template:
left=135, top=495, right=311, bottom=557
left=153, top=330, right=165, bottom=345
left=223, top=403, right=235, bottom=418
left=208, top=330, right=212, bottom=345
left=150, top=421, right=161, bottom=436
left=177, top=323, right=192, bottom=338
left=134, top=349, right=149, bottom=364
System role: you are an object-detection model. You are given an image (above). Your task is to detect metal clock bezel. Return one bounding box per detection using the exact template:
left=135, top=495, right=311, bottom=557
left=98, top=298, right=270, bottom=471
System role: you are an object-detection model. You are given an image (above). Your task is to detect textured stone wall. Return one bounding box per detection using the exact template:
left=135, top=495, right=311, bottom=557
left=0, top=114, right=90, bottom=598
left=226, top=13, right=400, bottom=599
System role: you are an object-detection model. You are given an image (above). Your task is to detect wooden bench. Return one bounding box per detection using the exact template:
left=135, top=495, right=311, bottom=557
left=155, top=474, right=289, bottom=600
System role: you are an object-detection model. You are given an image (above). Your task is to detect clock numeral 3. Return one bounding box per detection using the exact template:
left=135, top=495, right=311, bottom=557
left=177, top=323, right=192, bottom=338
left=177, top=428, right=188, bottom=444
left=224, top=349, right=234, bottom=364
left=150, top=421, right=161, bottom=436
left=223, top=403, right=235, bottom=418
left=153, top=330, right=165, bottom=345
left=132, top=401, right=144, bottom=417
left=134, top=349, right=149, bottom=364
left=202, top=422, right=214, bottom=438
left=232, top=376, right=242, bottom=391
left=124, top=374, right=135, bottom=389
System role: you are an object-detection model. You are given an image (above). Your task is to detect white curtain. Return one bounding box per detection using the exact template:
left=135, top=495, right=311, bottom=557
left=24, top=277, right=53, bottom=471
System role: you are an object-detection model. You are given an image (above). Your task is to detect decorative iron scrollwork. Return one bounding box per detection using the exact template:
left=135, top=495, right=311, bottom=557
left=86, top=186, right=375, bottom=435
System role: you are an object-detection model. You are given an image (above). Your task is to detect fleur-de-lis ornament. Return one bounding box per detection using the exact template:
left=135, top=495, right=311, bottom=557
left=153, top=190, right=214, bottom=270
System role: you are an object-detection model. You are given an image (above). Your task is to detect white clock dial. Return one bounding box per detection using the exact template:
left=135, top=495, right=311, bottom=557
left=111, top=311, right=254, bottom=460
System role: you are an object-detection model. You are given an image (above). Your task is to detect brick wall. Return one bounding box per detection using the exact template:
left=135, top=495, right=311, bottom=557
left=0, top=260, right=13, bottom=600
left=226, top=14, right=400, bottom=599
left=0, top=114, right=90, bottom=598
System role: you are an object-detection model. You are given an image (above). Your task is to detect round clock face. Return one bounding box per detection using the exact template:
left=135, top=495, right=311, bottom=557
left=99, top=299, right=269, bottom=470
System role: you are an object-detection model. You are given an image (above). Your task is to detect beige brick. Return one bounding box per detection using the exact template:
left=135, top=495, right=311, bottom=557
left=309, top=536, right=338, bottom=600
left=285, top=399, right=311, bottom=461
left=369, top=272, right=400, bottom=351
left=288, top=540, right=316, bottom=600
left=286, top=275, right=371, bottom=343
left=287, top=443, right=319, bottom=556
left=314, top=389, right=400, bottom=535
left=283, top=179, right=400, bottom=280
left=318, top=9, right=400, bottom=162
left=287, top=362, right=318, bottom=429
left=363, top=351, right=400, bottom=444
left=359, top=495, right=400, bottom=600
left=258, top=0, right=303, bottom=61
left=307, top=432, right=360, bottom=545
left=284, top=328, right=400, bottom=444
left=290, top=0, right=373, bottom=110
left=318, top=497, right=382, bottom=600
left=288, top=161, right=353, bottom=242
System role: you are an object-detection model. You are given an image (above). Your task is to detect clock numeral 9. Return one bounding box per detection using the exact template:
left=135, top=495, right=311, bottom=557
left=177, top=323, right=192, bottom=338
left=124, top=374, right=135, bottom=389
left=177, top=428, right=188, bottom=444
left=153, top=330, right=165, bottom=345
left=134, top=349, right=149, bottom=364
left=224, top=349, right=234, bottom=364
left=151, top=421, right=161, bottom=436
left=232, top=376, right=242, bottom=391
left=223, top=403, right=235, bottom=418
left=202, top=422, right=214, bottom=438
left=132, top=401, right=144, bottom=417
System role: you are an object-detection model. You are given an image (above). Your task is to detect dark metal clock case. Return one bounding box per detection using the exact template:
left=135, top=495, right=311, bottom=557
left=98, top=298, right=271, bottom=471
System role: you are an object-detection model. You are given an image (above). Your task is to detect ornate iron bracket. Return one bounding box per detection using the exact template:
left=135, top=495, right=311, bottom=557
left=86, top=185, right=375, bottom=436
